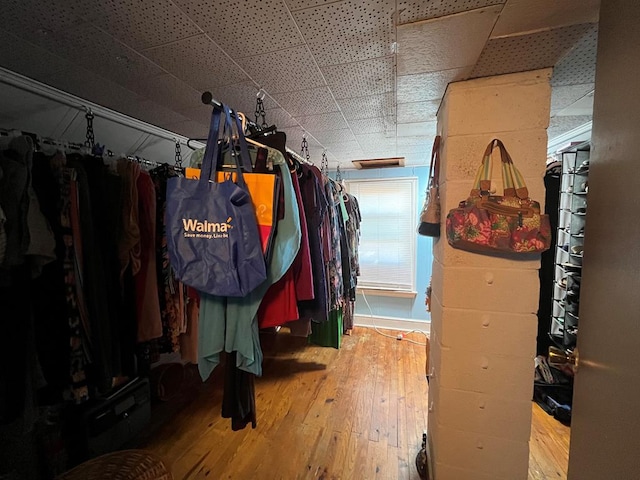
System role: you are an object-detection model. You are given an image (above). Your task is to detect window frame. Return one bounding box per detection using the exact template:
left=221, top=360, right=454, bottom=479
left=345, top=176, right=418, bottom=294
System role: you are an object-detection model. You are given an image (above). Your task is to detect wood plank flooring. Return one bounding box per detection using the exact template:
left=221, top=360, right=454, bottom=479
left=132, top=327, right=570, bottom=479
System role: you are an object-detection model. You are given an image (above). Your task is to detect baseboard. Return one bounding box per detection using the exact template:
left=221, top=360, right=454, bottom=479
left=353, top=314, right=430, bottom=334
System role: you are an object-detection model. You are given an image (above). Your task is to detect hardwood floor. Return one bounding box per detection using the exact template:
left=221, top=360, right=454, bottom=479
left=133, top=327, right=570, bottom=479
left=529, top=403, right=571, bottom=479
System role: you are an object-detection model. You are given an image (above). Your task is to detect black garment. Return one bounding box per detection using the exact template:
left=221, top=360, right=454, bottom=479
left=0, top=267, right=31, bottom=424
left=82, top=156, right=134, bottom=377
left=221, top=352, right=257, bottom=431
left=31, top=152, right=70, bottom=398
left=297, top=164, right=329, bottom=323
left=536, top=165, right=561, bottom=356
left=67, top=157, right=113, bottom=393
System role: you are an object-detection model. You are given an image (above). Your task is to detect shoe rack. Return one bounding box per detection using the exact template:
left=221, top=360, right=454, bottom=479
left=551, top=141, right=590, bottom=352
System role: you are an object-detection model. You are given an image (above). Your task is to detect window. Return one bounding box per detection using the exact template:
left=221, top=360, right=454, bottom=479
left=346, top=177, right=417, bottom=292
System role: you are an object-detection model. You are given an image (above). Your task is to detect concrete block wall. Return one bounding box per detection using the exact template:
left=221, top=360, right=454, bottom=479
left=428, top=69, right=552, bottom=480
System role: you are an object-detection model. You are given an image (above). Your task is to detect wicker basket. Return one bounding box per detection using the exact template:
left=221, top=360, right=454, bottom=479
left=57, top=450, right=172, bottom=480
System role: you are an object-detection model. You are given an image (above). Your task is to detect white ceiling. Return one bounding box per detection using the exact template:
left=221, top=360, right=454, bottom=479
left=0, top=0, right=600, bottom=169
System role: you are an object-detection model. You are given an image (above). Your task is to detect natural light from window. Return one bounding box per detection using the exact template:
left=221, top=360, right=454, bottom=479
left=346, top=177, right=417, bottom=293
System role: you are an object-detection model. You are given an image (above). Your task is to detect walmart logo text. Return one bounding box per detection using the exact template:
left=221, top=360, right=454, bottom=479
left=182, top=217, right=232, bottom=239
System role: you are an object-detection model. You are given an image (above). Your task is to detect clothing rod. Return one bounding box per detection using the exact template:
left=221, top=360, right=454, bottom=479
left=200, top=91, right=248, bottom=130
left=0, top=67, right=202, bottom=149
left=125, top=155, right=183, bottom=170
left=286, top=147, right=313, bottom=165
left=201, top=91, right=222, bottom=108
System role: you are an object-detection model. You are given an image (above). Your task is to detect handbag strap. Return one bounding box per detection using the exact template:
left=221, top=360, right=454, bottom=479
left=198, top=104, right=249, bottom=188
left=199, top=106, right=223, bottom=187
left=428, top=135, right=441, bottom=188
left=472, top=139, right=529, bottom=199
left=222, top=105, right=248, bottom=187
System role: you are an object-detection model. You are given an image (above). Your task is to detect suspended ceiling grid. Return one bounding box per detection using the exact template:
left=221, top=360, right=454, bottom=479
left=0, top=0, right=600, bottom=168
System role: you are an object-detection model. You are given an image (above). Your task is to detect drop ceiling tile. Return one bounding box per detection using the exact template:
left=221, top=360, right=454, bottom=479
left=12, top=21, right=166, bottom=92
left=271, top=87, right=338, bottom=117
left=143, top=35, right=249, bottom=91
left=397, top=0, right=506, bottom=24
left=548, top=115, right=592, bottom=140
left=397, top=5, right=501, bottom=75
left=551, top=24, right=598, bottom=87
left=396, top=121, right=437, bottom=137
left=470, top=23, right=595, bottom=79
left=348, top=116, right=393, bottom=134
left=161, top=119, right=210, bottom=139
left=0, top=0, right=85, bottom=40
left=491, top=0, right=600, bottom=38
left=293, top=0, right=396, bottom=66
left=177, top=106, right=214, bottom=126
left=555, top=90, right=595, bottom=117
left=551, top=84, right=595, bottom=115
left=295, top=112, right=348, bottom=131
left=324, top=140, right=362, bottom=153
left=79, top=0, right=201, bottom=51
left=311, top=129, right=356, bottom=146
left=397, top=68, right=469, bottom=104
left=285, top=0, right=337, bottom=11
left=172, top=0, right=304, bottom=57
left=0, top=29, right=72, bottom=82
left=397, top=100, right=440, bottom=123
left=237, top=45, right=325, bottom=94
left=119, top=100, right=191, bottom=129
left=263, top=107, right=300, bottom=129
left=210, top=81, right=277, bottom=116
left=361, top=146, right=398, bottom=158
left=397, top=144, right=430, bottom=156
left=44, top=66, right=145, bottom=116
left=322, top=56, right=395, bottom=99
left=355, top=133, right=396, bottom=152
left=338, top=93, right=395, bottom=120
left=396, top=136, right=431, bottom=147
left=139, top=74, right=201, bottom=112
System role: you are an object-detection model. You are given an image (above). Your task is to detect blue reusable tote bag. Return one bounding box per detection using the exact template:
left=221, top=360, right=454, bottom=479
left=166, top=104, right=267, bottom=297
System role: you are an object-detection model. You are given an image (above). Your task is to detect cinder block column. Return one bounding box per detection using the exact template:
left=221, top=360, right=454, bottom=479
left=428, top=69, right=552, bottom=480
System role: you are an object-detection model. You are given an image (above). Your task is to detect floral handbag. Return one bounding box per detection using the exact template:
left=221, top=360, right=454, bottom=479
left=445, top=139, right=551, bottom=254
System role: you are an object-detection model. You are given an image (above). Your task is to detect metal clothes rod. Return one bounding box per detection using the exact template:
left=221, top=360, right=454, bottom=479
left=201, top=91, right=248, bottom=130
left=201, top=91, right=223, bottom=108
left=125, top=155, right=183, bottom=171
left=286, top=147, right=313, bottom=166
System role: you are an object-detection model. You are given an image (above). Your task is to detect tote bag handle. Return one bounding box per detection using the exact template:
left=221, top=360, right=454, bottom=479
left=428, top=135, right=441, bottom=188
left=199, top=104, right=249, bottom=189
left=471, top=139, right=529, bottom=199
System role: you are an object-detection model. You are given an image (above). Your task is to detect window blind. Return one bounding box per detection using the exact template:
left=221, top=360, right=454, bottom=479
left=347, top=178, right=417, bottom=292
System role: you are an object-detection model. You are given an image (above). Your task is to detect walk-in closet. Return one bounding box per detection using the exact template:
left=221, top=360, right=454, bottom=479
left=2, top=1, right=638, bottom=479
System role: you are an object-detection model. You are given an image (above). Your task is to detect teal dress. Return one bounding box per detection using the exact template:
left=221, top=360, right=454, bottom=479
left=198, top=150, right=301, bottom=379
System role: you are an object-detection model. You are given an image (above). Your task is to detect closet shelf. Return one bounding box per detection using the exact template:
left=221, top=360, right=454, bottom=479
left=560, top=262, right=582, bottom=270
left=566, top=311, right=579, bottom=321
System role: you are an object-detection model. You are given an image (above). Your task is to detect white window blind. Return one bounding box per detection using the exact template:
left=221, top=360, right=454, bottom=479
left=346, top=178, right=417, bottom=292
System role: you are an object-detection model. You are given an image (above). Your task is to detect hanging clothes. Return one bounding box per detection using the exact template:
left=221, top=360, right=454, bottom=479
left=257, top=163, right=313, bottom=328
left=134, top=171, right=162, bottom=342
left=197, top=147, right=300, bottom=379
left=297, top=163, right=330, bottom=323
left=150, top=166, right=187, bottom=355
left=343, top=194, right=361, bottom=331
